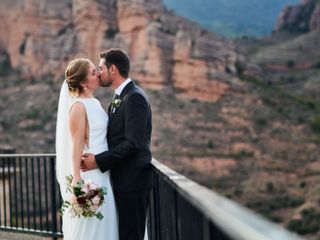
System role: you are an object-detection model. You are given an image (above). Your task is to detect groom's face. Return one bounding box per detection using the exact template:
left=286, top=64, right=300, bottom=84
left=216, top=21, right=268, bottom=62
left=98, top=59, right=112, bottom=87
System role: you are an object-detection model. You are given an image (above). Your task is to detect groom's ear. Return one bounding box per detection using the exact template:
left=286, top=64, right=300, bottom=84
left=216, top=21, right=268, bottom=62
left=109, top=64, right=117, bottom=75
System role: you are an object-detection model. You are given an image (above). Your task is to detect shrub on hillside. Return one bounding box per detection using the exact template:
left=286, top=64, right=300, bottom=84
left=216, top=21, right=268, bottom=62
left=266, top=182, right=274, bottom=192
left=207, top=140, right=214, bottom=149
left=313, top=61, right=320, bottom=69
left=247, top=195, right=305, bottom=214
left=287, top=60, right=295, bottom=68
left=235, top=61, right=245, bottom=75
left=310, top=116, right=320, bottom=133
left=287, top=208, right=320, bottom=235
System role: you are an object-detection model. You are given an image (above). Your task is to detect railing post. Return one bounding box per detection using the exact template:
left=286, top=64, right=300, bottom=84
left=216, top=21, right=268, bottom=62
left=49, top=156, right=58, bottom=240
left=152, top=170, right=161, bottom=240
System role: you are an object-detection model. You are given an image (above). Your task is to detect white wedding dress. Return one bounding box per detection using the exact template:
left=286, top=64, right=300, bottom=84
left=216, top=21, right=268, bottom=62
left=60, top=97, right=119, bottom=240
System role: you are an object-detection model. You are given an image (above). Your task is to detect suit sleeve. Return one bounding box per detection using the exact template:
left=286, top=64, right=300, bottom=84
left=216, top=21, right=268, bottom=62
left=95, top=93, right=149, bottom=172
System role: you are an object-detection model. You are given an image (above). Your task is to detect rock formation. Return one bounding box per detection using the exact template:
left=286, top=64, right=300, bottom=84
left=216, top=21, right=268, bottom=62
left=275, top=0, right=320, bottom=32
left=0, top=0, right=238, bottom=102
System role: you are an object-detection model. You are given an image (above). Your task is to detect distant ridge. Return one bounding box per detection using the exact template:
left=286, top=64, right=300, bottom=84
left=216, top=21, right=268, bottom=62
left=163, top=0, right=299, bottom=38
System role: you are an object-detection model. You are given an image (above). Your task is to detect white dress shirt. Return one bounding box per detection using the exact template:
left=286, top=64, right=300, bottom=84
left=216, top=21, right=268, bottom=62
left=115, top=78, right=132, bottom=96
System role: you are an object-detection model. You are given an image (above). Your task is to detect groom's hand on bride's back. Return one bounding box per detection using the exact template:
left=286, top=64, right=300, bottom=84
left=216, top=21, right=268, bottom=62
left=81, top=153, right=98, bottom=171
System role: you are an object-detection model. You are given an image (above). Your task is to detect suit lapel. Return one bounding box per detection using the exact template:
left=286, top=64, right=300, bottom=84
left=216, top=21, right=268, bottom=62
left=107, top=81, right=135, bottom=134
left=107, top=104, right=112, bottom=117
left=119, top=81, right=135, bottom=99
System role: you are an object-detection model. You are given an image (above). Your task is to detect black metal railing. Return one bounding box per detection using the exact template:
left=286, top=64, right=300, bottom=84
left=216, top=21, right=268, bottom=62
left=148, top=160, right=304, bottom=240
left=0, top=154, right=304, bottom=240
left=0, top=154, right=62, bottom=239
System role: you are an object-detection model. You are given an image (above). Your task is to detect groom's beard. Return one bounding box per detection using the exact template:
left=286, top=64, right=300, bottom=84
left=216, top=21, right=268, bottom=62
left=99, top=72, right=112, bottom=87
left=99, top=78, right=111, bottom=87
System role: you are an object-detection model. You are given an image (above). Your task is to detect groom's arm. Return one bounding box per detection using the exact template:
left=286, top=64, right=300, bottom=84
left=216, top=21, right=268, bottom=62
left=95, top=93, right=150, bottom=172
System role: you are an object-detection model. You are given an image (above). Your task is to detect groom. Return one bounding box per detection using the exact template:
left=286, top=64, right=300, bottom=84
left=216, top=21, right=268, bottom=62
left=81, top=48, right=153, bottom=240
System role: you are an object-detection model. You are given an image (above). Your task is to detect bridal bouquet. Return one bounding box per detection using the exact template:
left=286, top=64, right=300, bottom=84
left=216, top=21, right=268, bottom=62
left=59, top=175, right=107, bottom=220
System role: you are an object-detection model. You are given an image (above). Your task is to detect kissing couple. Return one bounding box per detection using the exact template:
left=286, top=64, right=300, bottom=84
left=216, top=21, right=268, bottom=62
left=56, top=48, right=153, bottom=240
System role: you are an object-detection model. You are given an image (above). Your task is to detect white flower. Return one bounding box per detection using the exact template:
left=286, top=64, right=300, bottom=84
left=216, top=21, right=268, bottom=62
left=89, top=183, right=98, bottom=191
left=90, top=205, right=96, bottom=212
left=91, top=195, right=101, bottom=205
left=111, top=99, right=122, bottom=108
left=81, top=185, right=89, bottom=194
left=71, top=203, right=83, bottom=216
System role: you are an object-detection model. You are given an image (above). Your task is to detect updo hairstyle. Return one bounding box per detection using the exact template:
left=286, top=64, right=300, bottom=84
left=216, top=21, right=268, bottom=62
left=65, top=58, right=91, bottom=97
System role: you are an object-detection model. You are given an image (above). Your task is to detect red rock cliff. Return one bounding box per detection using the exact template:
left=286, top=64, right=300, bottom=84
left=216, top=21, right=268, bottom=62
left=0, top=0, right=238, bottom=102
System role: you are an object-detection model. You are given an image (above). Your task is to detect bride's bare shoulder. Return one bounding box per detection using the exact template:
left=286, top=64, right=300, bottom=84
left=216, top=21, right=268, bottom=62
left=69, top=102, right=86, bottom=118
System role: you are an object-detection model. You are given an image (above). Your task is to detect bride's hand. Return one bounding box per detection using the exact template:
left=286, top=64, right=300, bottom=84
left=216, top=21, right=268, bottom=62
left=71, top=175, right=83, bottom=186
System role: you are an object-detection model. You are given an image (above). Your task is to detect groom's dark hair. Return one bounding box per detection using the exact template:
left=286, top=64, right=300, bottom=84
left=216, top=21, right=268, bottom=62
left=100, top=48, right=130, bottom=78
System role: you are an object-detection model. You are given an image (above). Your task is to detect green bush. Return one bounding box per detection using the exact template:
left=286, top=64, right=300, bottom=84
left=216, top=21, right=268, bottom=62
left=19, top=40, right=26, bottom=55
left=105, top=29, right=118, bottom=39
left=0, top=50, right=11, bottom=76
left=26, top=109, right=40, bottom=119
left=266, top=182, right=274, bottom=192
left=207, top=140, right=214, bottom=149
left=25, top=124, right=41, bottom=131
left=232, top=150, right=254, bottom=159
left=299, top=181, right=306, bottom=188
left=263, top=213, right=283, bottom=223
left=310, top=116, right=320, bottom=133
left=233, top=188, right=243, bottom=196
left=247, top=195, right=305, bottom=214
left=287, top=208, right=320, bottom=235
left=313, top=61, right=320, bottom=69
left=235, top=61, right=245, bottom=75
left=287, top=60, right=295, bottom=68
left=254, top=117, right=267, bottom=127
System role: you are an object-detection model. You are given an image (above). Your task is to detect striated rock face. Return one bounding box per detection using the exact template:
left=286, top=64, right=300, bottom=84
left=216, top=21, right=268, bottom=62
left=0, top=0, right=117, bottom=77
left=0, top=0, right=238, bottom=102
left=310, top=4, right=320, bottom=30
left=275, top=0, right=320, bottom=32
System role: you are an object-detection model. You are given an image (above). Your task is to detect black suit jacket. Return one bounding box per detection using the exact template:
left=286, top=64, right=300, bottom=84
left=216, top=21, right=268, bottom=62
left=95, top=81, right=153, bottom=192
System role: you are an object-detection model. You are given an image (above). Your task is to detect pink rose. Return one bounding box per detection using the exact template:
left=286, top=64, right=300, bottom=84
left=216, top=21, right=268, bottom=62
left=93, top=204, right=99, bottom=210
left=69, top=194, right=77, bottom=204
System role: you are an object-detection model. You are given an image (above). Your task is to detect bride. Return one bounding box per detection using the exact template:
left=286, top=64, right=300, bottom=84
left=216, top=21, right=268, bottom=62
left=55, top=58, right=119, bottom=240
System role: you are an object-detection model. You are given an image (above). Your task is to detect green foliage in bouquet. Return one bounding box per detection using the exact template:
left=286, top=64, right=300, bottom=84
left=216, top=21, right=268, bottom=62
left=59, top=175, right=107, bottom=220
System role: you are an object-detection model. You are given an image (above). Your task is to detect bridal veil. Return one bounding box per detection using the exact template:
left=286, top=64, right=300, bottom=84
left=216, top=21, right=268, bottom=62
left=55, top=80, right=73, bottom=200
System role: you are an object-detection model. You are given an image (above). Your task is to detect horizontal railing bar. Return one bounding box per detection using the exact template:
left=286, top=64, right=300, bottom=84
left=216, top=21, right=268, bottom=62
left=151, top=159, right=304, bottom=240
left=0, top=226, right=63, bottom=237
left=0, top=154, right=55, bottom=158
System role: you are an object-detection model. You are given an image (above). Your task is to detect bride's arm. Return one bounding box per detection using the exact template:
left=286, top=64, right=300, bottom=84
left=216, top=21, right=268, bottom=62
left=69, top=102, right=87, bottom=185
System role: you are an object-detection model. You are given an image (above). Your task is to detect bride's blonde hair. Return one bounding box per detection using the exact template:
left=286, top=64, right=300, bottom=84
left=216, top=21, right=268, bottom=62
left=65, top=58, right=92, bottom=97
